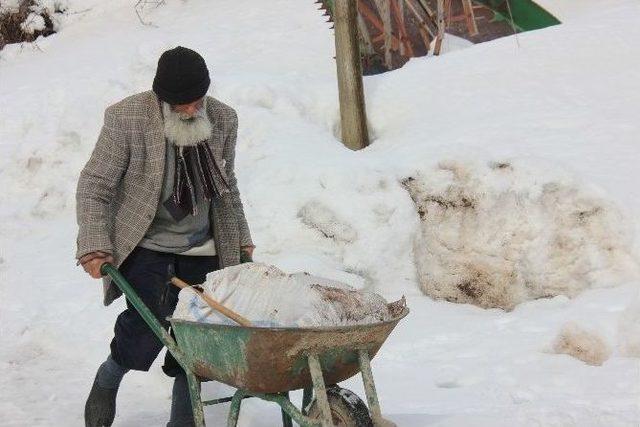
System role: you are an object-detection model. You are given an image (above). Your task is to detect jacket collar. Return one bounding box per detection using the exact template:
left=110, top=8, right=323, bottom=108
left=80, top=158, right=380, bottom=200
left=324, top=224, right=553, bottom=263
left=142, top=91, right=167, bottom=190
left=146, top=90, right=165, bottom=131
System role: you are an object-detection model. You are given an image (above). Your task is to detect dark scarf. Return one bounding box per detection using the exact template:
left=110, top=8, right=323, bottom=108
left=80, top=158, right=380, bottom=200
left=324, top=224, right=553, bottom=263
left=171, top=143, right=230, bottom=216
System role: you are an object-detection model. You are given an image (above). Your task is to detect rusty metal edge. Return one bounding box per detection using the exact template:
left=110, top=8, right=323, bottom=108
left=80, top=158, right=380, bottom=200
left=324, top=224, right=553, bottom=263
left=168, top=306, right=409, bottom=333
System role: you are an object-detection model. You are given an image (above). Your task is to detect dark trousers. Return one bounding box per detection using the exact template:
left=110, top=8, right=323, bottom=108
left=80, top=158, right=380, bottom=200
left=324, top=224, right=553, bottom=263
left=110, top=246, right=220, bottom=376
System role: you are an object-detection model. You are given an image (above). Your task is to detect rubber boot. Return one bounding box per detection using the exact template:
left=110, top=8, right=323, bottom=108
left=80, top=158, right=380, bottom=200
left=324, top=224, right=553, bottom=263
left=84, top=374, right=118, bottom=427
left=85, top=356, right=128, bottom=427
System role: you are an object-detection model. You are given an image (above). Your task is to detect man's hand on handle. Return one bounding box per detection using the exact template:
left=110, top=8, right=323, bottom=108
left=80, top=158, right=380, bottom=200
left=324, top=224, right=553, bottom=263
left=241, top=245, right=255, bottom=258
left=240, top=245, right=255, bottom=263
left=78, top=251, right=115, bottom=278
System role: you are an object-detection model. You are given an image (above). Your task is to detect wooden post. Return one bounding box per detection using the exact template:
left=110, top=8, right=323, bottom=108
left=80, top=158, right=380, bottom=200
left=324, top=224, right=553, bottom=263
left=334, top=0, right=369, bottom=150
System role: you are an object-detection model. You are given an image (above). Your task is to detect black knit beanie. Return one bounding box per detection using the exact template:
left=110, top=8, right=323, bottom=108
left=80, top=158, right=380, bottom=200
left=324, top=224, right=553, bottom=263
left=153, top=46, right=210, bottom=105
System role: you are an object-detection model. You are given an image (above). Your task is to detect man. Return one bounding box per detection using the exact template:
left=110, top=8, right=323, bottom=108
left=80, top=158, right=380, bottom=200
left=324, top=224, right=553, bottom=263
left=76, top=46, right=255, bottom=426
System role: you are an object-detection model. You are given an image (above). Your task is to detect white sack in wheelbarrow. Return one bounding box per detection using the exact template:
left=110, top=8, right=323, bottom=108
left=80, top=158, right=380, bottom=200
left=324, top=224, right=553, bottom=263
left=172, top=262, right=394, bottom=327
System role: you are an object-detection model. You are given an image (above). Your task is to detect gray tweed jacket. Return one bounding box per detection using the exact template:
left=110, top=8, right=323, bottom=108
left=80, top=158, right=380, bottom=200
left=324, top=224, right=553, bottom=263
left=76, top=90, right=253, bottom=306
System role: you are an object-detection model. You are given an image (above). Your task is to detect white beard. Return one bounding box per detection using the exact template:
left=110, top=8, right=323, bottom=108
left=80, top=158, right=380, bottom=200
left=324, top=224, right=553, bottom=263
left=162, top=99, right=213, bottom=147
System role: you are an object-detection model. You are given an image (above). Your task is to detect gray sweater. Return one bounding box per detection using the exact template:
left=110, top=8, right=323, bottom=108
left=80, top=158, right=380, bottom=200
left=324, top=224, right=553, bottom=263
left=138, top=140, right=215, bottom=254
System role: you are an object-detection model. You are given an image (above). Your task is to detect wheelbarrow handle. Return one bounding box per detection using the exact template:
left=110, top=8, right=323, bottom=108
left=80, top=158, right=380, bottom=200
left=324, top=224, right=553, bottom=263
left=100, top=263, right=192, bottom=371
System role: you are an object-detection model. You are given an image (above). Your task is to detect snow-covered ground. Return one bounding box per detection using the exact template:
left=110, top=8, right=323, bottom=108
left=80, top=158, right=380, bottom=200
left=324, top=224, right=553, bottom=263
left=1, top=0, right=639, bottom=425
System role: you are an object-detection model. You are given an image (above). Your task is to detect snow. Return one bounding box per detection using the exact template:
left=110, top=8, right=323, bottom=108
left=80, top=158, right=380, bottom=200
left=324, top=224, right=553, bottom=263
left=617, top=287, right=640, bottom=358
left=20, top=13, right=46, bottom=35
left=535, top=0, right=616, bottom=23
left=430, top=33, right=474, bottom=55
left=172, top=262, right=393, bottom=327
left=1, top=0, right=639, bottom=426
left=0, top=0, right=21, bottom=14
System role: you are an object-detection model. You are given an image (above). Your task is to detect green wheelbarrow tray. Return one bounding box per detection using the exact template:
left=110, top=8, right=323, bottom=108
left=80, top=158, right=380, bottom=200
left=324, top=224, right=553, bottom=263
left=169, top=307, right=407, bottom=394
left=101, top=262, right=409, bottom=427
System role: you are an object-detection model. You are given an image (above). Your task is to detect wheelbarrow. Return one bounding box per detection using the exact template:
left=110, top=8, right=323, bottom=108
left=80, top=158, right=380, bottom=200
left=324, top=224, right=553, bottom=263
left=101, top=263, right=409, bottom=426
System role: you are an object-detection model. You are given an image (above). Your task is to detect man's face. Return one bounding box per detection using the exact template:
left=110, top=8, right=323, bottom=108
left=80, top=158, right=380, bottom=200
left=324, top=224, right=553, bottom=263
left=170, top=97, right=205, bottom=121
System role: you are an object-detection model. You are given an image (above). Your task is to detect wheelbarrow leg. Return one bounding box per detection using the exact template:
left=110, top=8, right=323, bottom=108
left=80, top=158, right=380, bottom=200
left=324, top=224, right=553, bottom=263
left=358, top=349, right=387, bottom=426
left=227, top=389, right=245, bottom=427
left=308, top=354, right=332, bottom=427
left=280, top=391, right=293, bottom=427
left=186, top=371, right=205, bottom=427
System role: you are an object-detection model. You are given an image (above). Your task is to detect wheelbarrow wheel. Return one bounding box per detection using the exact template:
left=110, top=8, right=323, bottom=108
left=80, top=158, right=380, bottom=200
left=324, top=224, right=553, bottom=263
left=306, top=385, right=373, bottom=427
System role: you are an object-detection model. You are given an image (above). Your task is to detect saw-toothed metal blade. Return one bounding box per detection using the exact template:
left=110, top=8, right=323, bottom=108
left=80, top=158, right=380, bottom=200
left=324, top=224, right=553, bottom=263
left=317, top=0, right=335, bottom=23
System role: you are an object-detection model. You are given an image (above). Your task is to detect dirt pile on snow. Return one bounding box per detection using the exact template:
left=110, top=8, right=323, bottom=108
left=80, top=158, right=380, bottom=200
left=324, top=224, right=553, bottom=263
left=172, top=262, right=396, bottom=327
left=402, top=159, right=639, bottom=311
left=552, top=322, right=611, bottom=366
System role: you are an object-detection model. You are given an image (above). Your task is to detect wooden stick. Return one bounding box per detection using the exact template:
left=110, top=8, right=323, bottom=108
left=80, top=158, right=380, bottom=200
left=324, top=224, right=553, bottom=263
left=170, top=277, right=253, bottom=327
left=433, top=0, right=445, bottom=56
left=462, top=0, right=478, bottom=36
left=358, top=0, right=403, bottom=51
left=403, top=0, right=436, bottom=41
left=391, top=0, right=414, bottom=57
